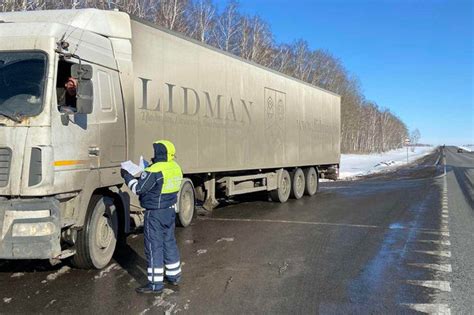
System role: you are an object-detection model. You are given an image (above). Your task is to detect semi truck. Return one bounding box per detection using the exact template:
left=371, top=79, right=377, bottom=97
left=0, top=9, right=340, bottom=269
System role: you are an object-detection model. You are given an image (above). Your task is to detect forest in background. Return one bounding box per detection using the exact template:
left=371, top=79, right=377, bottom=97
left=0, top=0, right=421, bottom=153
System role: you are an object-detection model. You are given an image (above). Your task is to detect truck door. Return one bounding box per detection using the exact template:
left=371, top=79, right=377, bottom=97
left=52, top=60, right=100, bottom=172
left=96, top=68, right=126, bottom=168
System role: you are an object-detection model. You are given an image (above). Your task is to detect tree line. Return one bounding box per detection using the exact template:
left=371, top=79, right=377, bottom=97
left=0, top=0, right=415, bottom=153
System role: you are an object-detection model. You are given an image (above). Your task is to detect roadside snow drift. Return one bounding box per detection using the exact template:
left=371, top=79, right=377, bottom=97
left=339, top=146, right=435, bottom=179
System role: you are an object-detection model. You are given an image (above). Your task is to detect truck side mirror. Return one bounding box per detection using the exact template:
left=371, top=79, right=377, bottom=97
left=76, top=80, right=93, bottom=114
left=71, top=64, right=93, bottom=114
left=71, top=64, right=93, bottom=80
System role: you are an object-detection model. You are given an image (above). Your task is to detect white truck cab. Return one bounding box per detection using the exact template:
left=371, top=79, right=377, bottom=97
left=0, top=10, right=132, bottom=268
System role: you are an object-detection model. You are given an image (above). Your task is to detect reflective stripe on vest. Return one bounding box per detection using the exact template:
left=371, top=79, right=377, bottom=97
left=145, top=160, right=183, bottom=194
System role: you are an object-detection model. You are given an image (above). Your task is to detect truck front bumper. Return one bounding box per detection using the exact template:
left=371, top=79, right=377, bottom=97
left=0, top=198, right=61, bottom=259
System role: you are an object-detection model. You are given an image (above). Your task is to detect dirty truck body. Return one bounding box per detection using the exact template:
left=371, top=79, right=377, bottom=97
left=0, top=9, right=340, bottom=268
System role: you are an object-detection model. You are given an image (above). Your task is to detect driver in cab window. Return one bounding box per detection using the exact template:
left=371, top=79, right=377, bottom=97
left=57, top=77, right=77, bottom=112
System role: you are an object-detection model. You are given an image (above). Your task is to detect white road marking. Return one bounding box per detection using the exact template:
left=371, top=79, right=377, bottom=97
left=406, top=280, right=451, bottom=292
left=417, top=240, right=451, bottom=246
left=408, top=263, right=452, bottom=272
left=415, top=250, right=451, bottom=258
left=202, top=217, right=382, bottom=229
left=402, top=303, right=450, bottom=314
left=420, top=231, right=449, bottom=237
left=401, top=153, right=452, bottom=314
left=203, top=218, right=452, bottom=235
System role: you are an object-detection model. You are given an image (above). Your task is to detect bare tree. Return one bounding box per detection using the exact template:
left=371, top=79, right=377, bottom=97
left=291, top=40, right=312, bottom=81
left=154, top=0, right=189, bottom=33
left=238, top=14, right=274, bottom=66
left=269, top=43, right=293, bottom=74
left=113, top=0, right=157, bottom=20
left=410, top=129, right=421, bottom=145
left=214, top=0, right=240, bottom=54
left=186, top=0, right=216, bottom=43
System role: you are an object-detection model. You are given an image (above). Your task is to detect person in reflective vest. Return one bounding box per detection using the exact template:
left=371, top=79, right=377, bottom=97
left=121, top=140, right=183, bottom=294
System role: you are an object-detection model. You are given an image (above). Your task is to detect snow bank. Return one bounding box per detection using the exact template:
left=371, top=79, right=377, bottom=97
left=339, top=146, right=435, bottom=179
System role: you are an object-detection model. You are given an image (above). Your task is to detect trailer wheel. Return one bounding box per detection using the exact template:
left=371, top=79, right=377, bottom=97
left=304, top=167, right=318, bottom=196
left=71, top=195, right=118, bottom=269
left=176, top=179, right=195, bottom=227
left=290, top=168, right=305, bottom=199
left=270, top=169, right=291, bottom=203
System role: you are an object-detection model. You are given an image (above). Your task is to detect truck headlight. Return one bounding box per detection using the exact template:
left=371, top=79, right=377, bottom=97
left=12, top=222, right=55, bottom=237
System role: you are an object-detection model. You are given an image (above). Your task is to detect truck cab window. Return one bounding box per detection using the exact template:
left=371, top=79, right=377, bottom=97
left=0, top=51, right=47, bottom=120
left=56, top=60, right=77, bottom=112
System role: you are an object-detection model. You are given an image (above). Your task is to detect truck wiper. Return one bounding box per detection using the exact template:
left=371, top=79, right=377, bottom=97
left=0, top=112, right=22, bottom=123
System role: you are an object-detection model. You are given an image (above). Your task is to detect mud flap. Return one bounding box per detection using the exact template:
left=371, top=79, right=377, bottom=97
left=0, top=198, right=61, bottom=259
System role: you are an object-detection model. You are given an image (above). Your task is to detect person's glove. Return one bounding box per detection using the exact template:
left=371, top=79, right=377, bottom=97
left=120, top=168, right=130, bottom=179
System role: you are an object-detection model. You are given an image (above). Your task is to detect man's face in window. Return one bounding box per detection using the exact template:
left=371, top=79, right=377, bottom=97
left=65, top=77, right=77, bottom=96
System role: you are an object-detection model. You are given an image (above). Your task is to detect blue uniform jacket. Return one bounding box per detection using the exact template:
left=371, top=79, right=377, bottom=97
left=123, top=143, right=179, bottom=210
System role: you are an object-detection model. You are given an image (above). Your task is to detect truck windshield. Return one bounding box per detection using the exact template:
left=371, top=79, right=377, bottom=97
left=0, top=52, right=47, bottom=122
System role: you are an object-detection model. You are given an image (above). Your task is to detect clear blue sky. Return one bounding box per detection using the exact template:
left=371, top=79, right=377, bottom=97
left=215, top=0, right=473, bottom=145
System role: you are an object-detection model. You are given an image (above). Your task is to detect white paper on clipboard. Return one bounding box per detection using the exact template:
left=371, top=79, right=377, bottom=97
left=121, top=156, right=145, bottom=176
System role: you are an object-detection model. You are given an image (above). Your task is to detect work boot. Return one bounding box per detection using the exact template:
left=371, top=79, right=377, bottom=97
left=165, top=276, right=181, bottom=286
left=135, top=284, right=163, bottom=294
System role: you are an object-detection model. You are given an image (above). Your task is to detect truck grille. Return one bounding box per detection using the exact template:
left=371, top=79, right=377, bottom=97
left=0, top=147, right=12, bottom=187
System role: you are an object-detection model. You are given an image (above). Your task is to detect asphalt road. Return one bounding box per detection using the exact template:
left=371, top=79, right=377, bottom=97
left=1, top=146, right=472, bottom=314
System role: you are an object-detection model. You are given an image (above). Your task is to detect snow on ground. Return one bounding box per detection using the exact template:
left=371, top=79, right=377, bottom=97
left=94, top=263, right=120, bottom=280
left=339, top=146, right=435, bottom=180
left=41, top=266, right=71, bottom=283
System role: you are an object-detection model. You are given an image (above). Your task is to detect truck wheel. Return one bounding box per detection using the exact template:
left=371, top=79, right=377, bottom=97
left=176, top=179, right=195, bottom=227
left=304, top=167, right=318, bottom=196
left=290, top=168, right=305, bottom=199
left=71, top=195, right=118, bottom=269
left=270, top=169, right=291, bottom=203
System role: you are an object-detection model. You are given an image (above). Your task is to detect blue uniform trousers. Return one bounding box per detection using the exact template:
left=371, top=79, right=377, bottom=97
left=144, top=206, right=181, bottom=290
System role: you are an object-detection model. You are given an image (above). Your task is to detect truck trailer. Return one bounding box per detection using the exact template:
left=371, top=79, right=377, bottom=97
left=0, top=9, right=340, bottom=268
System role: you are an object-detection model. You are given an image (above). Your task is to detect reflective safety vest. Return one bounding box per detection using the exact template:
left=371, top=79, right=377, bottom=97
left=145, top=160, right=183, bottom=194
